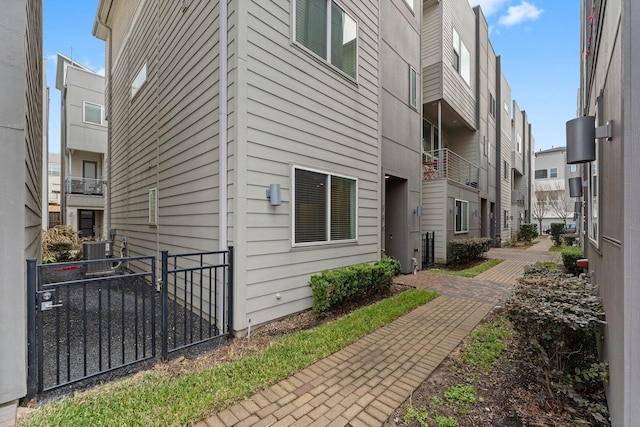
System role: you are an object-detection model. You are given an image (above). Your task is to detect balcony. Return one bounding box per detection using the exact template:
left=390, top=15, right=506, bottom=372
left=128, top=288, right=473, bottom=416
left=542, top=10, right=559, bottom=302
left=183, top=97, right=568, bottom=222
left=422, top=148, right=479, bottom=189
left=512, top=191, right=526, bottom=206
left=66, top=176, right=105, bottom=195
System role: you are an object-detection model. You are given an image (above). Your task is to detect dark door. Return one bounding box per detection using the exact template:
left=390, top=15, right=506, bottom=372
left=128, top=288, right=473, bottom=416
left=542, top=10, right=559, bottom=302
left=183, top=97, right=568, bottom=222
left=78, top=210, right=95, bottom=238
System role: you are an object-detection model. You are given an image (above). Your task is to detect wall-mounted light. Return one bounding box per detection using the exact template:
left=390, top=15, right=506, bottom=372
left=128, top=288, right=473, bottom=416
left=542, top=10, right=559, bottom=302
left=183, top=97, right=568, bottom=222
left=266, top=184, right=281, bottom=206
left=414, top=206, right=423, bottom=217
left=566, top=116, right=613, bottom=164
left=568, top=177, right=583, bottom=198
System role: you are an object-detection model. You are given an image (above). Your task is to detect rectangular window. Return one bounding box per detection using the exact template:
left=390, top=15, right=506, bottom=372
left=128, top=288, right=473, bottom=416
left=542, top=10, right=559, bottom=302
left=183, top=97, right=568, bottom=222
left=535, top=169, right=548, bottom=179
left=503, top=161, right=509, bottom=180
left=452, top=29, right=471, bottom=85
left=570, top=164, right=577, bottom=173
left=83, top=102, right=107, bottom=126
left=132, top=63, right=147, bottom=98
left=409, top=67, right=418, bottom=109
left=516, top=133, right=522, bottom=153
left=454, top=199, right=469, bottom=233
left=48, top=163, right=60, bottom=176
left=489, top=94, right=496, bottom=118
left=550, top=167, right=558, bottom=178
left=294, top=167, right=357, bottom=244
left=503, top=210, right=509, bottom=229
left=149, top=188, right=157, bottom=225
left=295, top=0, right=357, bottom=79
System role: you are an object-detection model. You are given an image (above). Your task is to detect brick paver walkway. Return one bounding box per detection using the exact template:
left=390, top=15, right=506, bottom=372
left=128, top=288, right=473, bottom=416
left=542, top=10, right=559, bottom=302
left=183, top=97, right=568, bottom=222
left=197, top=237, right=559, bottom=427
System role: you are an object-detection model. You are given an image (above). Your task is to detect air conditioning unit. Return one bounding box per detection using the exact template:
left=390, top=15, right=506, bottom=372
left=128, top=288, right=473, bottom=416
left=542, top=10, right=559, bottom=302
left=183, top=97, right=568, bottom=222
left=83, top=241, right=111, bottom=275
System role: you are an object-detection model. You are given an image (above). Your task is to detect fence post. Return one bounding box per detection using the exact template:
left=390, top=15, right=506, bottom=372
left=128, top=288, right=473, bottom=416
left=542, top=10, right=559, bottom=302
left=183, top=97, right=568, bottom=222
left=227, top=246, right=234, bottom=340
left=26, top=258, right=37, bottom=399
left=161, top=251, right=168, bottom=361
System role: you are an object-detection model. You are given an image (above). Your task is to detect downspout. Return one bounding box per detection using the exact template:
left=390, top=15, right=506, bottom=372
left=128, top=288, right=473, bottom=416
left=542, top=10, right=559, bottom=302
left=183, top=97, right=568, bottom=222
left=495, top=56, right=502, bottom=247
left=219, top=0, right=228, bottom=251
left=97, top=8, right=112, bottom=241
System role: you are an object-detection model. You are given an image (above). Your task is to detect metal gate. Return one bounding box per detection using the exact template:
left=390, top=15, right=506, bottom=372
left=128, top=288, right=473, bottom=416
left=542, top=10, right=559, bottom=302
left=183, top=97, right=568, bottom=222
left=422, top=232, right=435, bottom=269
left=26, top=247, right=233, bottom=398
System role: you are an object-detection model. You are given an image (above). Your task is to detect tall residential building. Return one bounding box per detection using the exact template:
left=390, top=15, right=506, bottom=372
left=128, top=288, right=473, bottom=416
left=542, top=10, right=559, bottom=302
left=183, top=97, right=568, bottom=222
left=55, top=53, right=107, bottom=239
left=93, top=0, right=421, bottom=332
left=572, top=0, right=640, bottom=424
left=420, top=0, right=534, bottom=262
left=0, top=0, right=43, bottom=424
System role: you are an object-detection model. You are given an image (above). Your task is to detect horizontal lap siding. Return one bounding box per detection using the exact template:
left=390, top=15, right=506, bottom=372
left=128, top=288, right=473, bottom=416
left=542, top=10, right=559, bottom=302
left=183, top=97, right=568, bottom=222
left=422, top=180, right=447, bottom=263
left=422, top=3, right=442, bottom=103
left=242, top=0, right=380, bottom=325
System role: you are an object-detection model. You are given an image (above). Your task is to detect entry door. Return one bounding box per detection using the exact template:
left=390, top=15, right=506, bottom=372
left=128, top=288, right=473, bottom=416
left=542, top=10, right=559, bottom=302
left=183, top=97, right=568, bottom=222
left=83, top=161, right=97, bottom=194
left=78, top=210, right=95, bottom=238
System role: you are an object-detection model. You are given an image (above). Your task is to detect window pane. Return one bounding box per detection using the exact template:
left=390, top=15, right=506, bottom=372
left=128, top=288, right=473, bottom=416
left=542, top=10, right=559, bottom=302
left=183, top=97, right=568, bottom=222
left=132, top=63, right=147, bottom=97
left=295, top=169, right=327, bottom=243
left=296, top=0, right=327, bottom=59
left=409, top=68, right=417, bottom=108
left=462, top=202, right=468, bottom=232
left=535, top=169, right=548, bottom=179
left=422, top=120, right=432, bottom=152
left=461, top=42, right=470, bottom=85
left=330, top=2, right=357, bottom=78
left=550, top=168, right=558, bottom=178
left=330, top=175, right=355, bottom=240
left=85, top=103, right=102, bottom=124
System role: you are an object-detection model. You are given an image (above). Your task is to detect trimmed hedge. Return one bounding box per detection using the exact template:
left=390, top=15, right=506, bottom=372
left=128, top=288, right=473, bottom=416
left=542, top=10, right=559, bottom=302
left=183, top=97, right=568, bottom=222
left=550, top=222, right=565, bottom=246
left=309, top=257, right=401, bottom=315
left=519, top=223, right=538, bottom=243
left=562, top=246, right=584, bottom=275
left=449, top=237, right=492, bottom=265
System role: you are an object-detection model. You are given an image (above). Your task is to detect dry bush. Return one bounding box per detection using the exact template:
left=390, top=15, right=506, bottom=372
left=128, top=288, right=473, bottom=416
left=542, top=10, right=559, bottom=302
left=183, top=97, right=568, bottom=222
left=42, top=225, right=85, bottom=263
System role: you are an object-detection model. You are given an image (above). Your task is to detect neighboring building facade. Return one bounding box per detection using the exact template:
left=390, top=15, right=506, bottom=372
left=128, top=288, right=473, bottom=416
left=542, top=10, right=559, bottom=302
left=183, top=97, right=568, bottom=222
left=55, top=53, right=107, bottom=239
left=420, top=0, right=534, bottom=262
left=93, top=0, right=421, bottom=331
left=48, top=152, right=62, bottom=228
left=575, top=0, right=640, bottom=424
left=0, top=0, right=43, bottom=424
left=533, top=147, right=578, bottom=231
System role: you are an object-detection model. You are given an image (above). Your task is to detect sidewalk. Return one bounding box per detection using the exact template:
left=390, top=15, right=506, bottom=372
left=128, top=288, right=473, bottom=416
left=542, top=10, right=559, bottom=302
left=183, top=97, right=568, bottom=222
left=197, top=238, right=558, bottom=427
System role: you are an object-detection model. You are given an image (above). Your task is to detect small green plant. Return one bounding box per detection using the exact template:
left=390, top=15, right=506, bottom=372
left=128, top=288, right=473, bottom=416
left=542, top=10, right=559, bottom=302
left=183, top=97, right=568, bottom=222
left=444, top=385, right=476, bottom=413
left=448, top=238, right=492, bottom=265
left=404, top=405, right=431, bottom=426
left=435, top=415, right=459, bottom=427
left=461, top=319, right=512, bottom=370
left=519, top=223, right=538, bottom=243
left=550, top=222, right=565, bottom=246
left=534, top=261, right=557, bottom=270
left=561, top=246, right=584, bottom=275
left=430, top=258, right=502, bottom=277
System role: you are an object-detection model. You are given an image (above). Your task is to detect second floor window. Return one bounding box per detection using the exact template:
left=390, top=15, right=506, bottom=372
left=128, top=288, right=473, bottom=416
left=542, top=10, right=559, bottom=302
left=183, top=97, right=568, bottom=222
left=535, top=169, right=547, bottom=179
left=550, top=167, right=558, bottom=178
left=452, top=28, right=470, bottom=86
left=455, top=199, right=469, bottom=233
left=295, top=0, right=358, bottom=80
left=409, top=67, right=418, bottom=109
left=83, top=102, right=107, bottom=126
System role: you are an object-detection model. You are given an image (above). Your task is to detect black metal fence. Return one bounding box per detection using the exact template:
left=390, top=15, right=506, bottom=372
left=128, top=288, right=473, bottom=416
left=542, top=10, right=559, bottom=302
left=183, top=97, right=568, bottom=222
left=26, top=247, right=233, bottom=398
left=422, top=232, right=435, bottom=269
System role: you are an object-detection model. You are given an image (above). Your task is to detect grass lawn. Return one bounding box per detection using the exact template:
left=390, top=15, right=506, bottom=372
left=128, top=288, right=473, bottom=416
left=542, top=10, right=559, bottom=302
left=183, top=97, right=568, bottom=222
left=22, top=289, right=437, bottom=427
left=429, top=258, right=503, bottom=278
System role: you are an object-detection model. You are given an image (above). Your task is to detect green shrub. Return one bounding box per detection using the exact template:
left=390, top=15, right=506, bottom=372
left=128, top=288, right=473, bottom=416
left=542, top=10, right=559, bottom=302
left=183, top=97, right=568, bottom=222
left=506, top=271, right=608, bottom=423
left=309, top=258, right=399, bottom=315
left=563, top=233, right=577, bottom=246
left=562, top=246, right=584, bottom=275
left=550, top=222, right=565, bottom=246
left=448, top=238, right=492, bottom=265
left=519, top=223, right=538, bottom=243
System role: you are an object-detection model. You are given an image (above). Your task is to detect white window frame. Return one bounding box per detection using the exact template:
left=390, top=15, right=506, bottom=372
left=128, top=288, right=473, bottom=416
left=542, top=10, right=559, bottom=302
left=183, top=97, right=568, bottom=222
left=131, top=62, right=147, bottom=98
left=403, top=0, right=414, bottom=11
left=454, top=199, right=469, bottom=234
left=148, top=188, right=157, bottom=225
left=452, top=28, right=470, bottom=86
left=588, top=141, right=599, bottom=246
left=516, top=133, right=522, bottom=153
left=550, top=167, right=558, bottom=178
left=503, top=210, right=509, bottom=229
left=292, top=165, right=358, bottom=246
left=83, top=101, right=107, bottom=126
left=409, top=66, right=418, bottom=109
left=293, top=0, right=359, bottom=80
left=504, top=160, right=510, bottom=180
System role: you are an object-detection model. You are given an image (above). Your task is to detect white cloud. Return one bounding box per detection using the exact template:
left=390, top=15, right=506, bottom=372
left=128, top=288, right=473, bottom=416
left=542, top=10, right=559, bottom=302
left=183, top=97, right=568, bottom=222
left=467, top=0, right=509, bottom=17
left=498, top=1, right=543, bottom=27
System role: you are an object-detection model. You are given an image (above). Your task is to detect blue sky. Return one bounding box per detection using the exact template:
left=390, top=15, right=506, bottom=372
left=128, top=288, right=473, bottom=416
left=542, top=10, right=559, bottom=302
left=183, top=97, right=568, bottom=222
left=43, top=0, right=578, bottom=153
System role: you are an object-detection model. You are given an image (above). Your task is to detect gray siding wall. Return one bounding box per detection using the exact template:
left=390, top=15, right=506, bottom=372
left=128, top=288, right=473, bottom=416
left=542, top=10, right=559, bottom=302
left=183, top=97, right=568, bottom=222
left=421, top=2, right=442, bottom=103
left=380, top=0, right=422, bottom=273
left=0, top=0, right=42, bottom=412
left=421, top=180, right=446, bottom=263
left=498, top=73, right=512, bottom=242
left=239, top=0, right=381, bottom=326
left=440, top=0, right=476, bottom=130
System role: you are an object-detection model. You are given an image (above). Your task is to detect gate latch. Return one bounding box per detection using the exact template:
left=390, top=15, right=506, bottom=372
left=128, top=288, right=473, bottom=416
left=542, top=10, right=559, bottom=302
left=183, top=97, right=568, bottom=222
left=37, top=290, right=62, bottom=311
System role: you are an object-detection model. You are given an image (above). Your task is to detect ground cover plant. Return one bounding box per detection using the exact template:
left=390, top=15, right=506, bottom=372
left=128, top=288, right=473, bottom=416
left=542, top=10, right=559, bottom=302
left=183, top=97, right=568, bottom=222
left=429, top=258, right=502, bottom=277
left=21, top=288, right=436, bottom=427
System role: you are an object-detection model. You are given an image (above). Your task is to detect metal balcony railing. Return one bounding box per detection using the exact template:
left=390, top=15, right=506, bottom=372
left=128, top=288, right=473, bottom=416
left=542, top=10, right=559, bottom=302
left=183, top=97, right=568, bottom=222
left=512, top=191, right=526, bottom=206
left=422, top=148, right=479, bottom=189
left=65, top=177, right=104, bottom=195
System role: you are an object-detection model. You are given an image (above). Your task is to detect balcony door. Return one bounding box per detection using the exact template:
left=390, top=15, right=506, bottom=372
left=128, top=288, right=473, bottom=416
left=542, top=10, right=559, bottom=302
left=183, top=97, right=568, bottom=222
left=83, top=161, right=97, bottom=194
left=78, top=210, right=95, bottom=238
